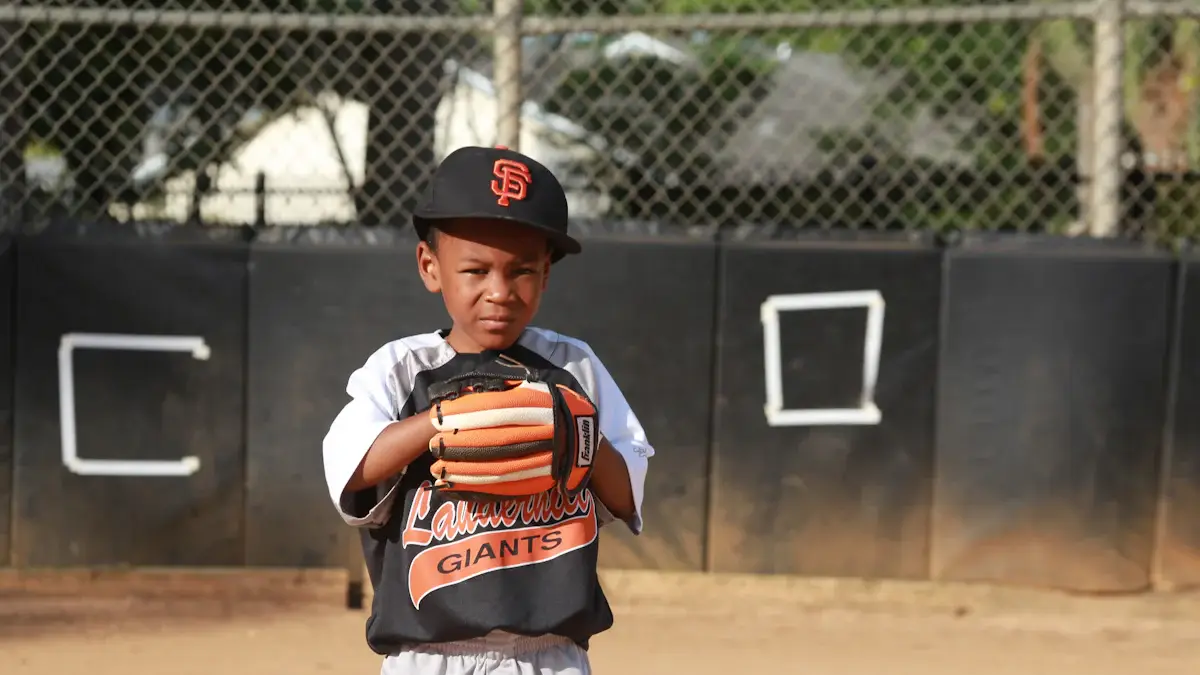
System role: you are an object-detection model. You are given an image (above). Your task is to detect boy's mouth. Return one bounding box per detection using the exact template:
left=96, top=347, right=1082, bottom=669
left=479, top=316, right=516, bottom=330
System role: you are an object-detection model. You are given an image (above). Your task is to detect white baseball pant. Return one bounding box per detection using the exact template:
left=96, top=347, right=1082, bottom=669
left=380, top=632, right=590, bottom=675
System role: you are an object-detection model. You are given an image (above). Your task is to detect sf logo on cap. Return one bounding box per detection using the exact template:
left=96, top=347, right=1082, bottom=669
left=491, top=159, right=532, bottom=207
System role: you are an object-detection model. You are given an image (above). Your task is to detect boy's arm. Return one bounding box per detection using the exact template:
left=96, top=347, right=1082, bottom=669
left=588, top=439, right=637, bottom=523
left=346, top=414, right=436, bottom=492
left=323, top=346, right=433, bottom=528
left=579, top=347, right=655, bottom=535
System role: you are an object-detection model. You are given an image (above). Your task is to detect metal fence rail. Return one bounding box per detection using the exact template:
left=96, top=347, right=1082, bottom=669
left=0, top=2, right=1194, bottom=243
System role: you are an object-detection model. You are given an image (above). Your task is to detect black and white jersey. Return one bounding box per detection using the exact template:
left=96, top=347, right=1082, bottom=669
left=322, top=327, right=654, bottom=653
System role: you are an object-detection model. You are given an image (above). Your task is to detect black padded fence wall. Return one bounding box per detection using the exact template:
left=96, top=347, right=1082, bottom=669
left=709, top=232, right=942, bottom=579
left=1157, top=254, right=1200, bottom=589
left=2, top=222, right=1197, bottom=598
left=12, top=225, right=250, bottom=567
left=931, top=237, right=1174, bottom=592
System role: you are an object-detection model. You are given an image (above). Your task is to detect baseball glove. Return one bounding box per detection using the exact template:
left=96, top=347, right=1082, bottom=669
left=425, top=359, right=599, bottom=501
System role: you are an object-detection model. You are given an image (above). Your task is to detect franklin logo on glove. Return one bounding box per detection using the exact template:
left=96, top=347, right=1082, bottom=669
left=576, top=417, right=594, bottom=468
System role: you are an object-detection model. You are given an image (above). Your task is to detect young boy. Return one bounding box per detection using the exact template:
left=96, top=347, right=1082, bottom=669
left=321, top=145, right=654, bottom=674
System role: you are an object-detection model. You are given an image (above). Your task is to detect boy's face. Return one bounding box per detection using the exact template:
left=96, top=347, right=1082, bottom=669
left=416, top=218, right=552, bottom=353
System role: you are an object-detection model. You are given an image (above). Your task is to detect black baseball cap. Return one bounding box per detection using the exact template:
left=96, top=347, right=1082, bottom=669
left=412, top=145, right=581, bottom=263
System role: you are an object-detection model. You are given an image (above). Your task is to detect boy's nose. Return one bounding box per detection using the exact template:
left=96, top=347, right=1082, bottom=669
left=485, top=276, right=515, bottom=302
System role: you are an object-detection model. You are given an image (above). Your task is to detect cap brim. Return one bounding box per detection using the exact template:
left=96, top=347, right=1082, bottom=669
left=412, top=210, right=581, bottom=263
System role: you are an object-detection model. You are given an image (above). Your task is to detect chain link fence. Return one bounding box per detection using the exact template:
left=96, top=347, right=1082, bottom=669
left=0, top=1, right=1197, bottom=243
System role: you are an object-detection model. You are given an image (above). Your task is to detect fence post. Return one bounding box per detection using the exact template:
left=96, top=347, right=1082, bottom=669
left=1089, top=0, right=1125, bottom=237
left=493, top=0, right=523, bottom=150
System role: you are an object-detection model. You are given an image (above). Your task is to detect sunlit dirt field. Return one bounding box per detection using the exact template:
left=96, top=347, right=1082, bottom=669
left=2, top=568, right=1199, bottom=674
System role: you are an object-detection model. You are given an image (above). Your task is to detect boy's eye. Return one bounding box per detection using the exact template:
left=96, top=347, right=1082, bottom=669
left=460, top=266, right=536, bottom=276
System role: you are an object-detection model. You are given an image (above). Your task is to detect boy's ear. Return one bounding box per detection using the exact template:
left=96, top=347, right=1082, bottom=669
left=416, top=241, right=441, bottom=293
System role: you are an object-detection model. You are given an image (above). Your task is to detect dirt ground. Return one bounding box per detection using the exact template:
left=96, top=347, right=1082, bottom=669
left=2, top=568, right=1200, bottom=675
